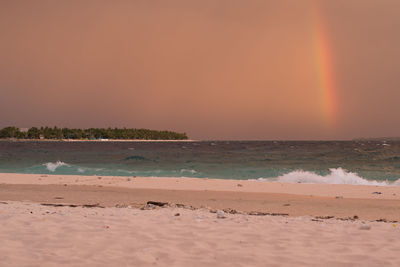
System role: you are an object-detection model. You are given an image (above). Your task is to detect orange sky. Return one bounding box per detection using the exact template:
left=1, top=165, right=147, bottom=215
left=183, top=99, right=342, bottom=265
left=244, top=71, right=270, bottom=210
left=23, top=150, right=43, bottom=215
left=1, top=0, right=400, bottom=140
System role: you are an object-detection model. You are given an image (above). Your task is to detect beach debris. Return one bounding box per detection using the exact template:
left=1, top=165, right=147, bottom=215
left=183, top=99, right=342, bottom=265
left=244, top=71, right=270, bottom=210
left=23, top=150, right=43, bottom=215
left=82, top=203, right=104, bottom=208
left=127, top=178, right=131, bottom=181
left=223, top=208, right=239, bottom=214
left=141, top=204, right=156, bottom=210
left=0, top=201, right=8, bottom=204
left=311, top=219, right=323, bottom=222
left=315, top=216, right=335, bottom=220
left=372, top=192, right=382, bottom=195
left=271, top=212, right=289, bottom=216
left=40, top=203, right=104, bottom=208
left=216, top=210, right=227, bottom=219
left=171, top=203, right=196, bottom=210
left=41, top=203, right=67, bottom=207
left=283, top=203, right=291, bottom=206
left=53, top=197, right=64, bottom=199
left=247, top=211, right=289, bottom=216
left=147, top=201, right=168, bottom=207
left=237, top=184, right=243, bottom=187
left=174, top=213, right=180, bottom=216
left=248, top=211, right=268, bottom=216
left=141, top=201, right=168, bottom=210
left=338, top=216, right=358, bottom=221
left=98, top=177, right=102, bottom=179
left=359, top=224, right=371, bottom=230
left=335, top=196, right=343, bottom=199
left=376, top=218, right=387, bottom=222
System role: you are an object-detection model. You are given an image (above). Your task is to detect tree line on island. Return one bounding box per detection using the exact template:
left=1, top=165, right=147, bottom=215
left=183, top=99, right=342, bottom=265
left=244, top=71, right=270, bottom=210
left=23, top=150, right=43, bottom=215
left=0, top=126, right=188, bottom=140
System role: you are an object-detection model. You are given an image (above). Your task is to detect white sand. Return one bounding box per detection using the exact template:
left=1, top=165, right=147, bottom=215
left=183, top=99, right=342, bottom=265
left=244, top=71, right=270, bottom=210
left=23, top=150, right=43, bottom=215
left=1, top=173, right=400, bottom=266
left=0, top=201, right=399, bottom=267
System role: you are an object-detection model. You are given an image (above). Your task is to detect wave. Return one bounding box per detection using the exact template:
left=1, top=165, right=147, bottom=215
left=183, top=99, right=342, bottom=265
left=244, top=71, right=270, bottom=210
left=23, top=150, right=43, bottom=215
left=13, top=162, right=400, bottom=186
left=180, top=169, right=197, bottom=174
left=43, top=161, right=70, bottom=172
left=34, top=161, right=202, bottom=177
left=258, top=168, right=400, bottom=186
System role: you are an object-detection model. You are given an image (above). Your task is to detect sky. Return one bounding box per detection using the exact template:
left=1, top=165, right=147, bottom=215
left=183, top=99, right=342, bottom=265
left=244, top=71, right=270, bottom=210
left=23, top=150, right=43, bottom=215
left=1, top=0, right=400, bottom=140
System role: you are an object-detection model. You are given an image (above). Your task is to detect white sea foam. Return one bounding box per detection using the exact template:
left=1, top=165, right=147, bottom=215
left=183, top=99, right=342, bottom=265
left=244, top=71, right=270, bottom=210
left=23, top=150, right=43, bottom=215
left=258, top=168, right=400, bottom=186
left=180, top=169, right=197, bottom=174
left=43, top=161, right=70, bottom=172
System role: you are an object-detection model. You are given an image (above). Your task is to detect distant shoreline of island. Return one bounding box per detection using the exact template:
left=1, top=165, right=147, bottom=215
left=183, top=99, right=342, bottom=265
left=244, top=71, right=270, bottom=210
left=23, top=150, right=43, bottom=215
left=0, top=139, right=195, bottom=142
left=0, top=126, right=188, bottom=140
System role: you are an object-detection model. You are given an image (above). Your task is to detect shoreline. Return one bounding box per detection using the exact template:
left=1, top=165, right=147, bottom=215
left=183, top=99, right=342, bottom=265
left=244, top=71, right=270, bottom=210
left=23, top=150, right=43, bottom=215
left=1, top=173, right=399, bottom=198
left=1, top=173, right=400, bottom=221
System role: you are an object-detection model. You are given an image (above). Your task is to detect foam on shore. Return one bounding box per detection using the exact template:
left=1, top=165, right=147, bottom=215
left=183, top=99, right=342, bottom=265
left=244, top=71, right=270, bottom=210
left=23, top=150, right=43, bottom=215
left=258, top=168, right=400, bottom=186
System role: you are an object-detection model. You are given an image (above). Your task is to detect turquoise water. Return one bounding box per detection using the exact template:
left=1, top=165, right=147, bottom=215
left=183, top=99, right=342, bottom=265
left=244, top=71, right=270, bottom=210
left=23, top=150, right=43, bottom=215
left=1, top=140, right=400, bottom=185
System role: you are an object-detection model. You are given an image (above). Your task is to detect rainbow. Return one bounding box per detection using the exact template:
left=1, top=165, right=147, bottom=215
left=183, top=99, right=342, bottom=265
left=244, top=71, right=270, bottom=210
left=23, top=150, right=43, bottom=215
left=313, top=6, right=337, bottom=128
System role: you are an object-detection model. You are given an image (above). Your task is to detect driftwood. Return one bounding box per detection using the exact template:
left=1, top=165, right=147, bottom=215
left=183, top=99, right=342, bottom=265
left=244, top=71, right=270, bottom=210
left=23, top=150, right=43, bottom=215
left=146, top=201, right=168, bottom=207
left=315, top=216, right=335, bottom=220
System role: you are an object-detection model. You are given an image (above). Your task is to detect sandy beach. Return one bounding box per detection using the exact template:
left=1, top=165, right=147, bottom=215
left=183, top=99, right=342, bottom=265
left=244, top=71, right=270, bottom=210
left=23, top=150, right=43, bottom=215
left=1, top=173, right=400, bottom=266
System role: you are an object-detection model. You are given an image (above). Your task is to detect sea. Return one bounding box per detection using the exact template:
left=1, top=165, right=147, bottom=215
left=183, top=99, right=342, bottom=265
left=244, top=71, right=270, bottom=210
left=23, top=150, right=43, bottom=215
left=1, top=140, right=400, bottom=186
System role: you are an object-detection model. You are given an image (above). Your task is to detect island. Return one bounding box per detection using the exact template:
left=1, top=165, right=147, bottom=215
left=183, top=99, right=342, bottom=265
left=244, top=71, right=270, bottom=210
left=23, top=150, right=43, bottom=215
left=0, top=126, right=188, bottom=140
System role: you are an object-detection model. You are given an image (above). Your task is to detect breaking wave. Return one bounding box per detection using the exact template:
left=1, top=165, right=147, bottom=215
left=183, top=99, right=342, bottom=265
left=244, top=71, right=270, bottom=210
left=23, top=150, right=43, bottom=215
left=30, top=162, right=203, bottom=178
left=258, top=168, right=400, bottom=186
left=43, top=161, right=70, bottom=172
left=12, top=162, right=400, bottom=186
left=180, top=169, right=197, bottom=174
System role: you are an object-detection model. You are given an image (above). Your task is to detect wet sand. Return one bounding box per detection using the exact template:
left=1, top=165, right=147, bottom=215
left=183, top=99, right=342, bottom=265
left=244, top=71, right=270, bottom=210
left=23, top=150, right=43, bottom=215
left=1, top=173, right=400, bottom=221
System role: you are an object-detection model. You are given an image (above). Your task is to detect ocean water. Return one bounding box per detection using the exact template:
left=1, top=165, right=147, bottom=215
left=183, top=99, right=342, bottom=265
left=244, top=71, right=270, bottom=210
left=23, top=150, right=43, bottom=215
left=1, top=140, right=400, bottom=185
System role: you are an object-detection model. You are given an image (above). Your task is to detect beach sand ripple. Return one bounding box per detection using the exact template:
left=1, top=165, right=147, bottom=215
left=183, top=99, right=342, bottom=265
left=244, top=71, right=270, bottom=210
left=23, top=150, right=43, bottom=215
left=1, top=202, right=400, bottom=267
